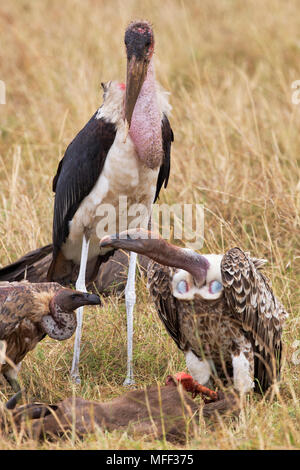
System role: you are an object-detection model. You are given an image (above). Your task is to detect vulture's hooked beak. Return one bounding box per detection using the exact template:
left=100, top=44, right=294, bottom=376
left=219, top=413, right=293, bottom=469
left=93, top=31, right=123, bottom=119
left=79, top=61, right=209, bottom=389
left=70, top=292, right=101, bottom=310
left=53, top=289, right=101, bottom=314
left=125, top=55, right=149, bottom=130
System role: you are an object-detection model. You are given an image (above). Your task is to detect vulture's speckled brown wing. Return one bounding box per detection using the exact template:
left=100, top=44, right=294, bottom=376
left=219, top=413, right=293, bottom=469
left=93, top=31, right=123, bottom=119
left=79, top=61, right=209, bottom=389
left=0, top=282, right=30, bottom=338
left=0, top=282, right=60, bottom=339
left=147, top=261, right=185, bottom=351
left=221, top=247, right=288, bottom=392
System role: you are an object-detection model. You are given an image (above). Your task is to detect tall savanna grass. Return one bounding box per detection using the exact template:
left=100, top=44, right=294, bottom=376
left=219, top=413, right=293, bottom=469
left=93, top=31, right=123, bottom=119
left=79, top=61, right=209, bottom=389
left=0, top=0, right=299, bottom=449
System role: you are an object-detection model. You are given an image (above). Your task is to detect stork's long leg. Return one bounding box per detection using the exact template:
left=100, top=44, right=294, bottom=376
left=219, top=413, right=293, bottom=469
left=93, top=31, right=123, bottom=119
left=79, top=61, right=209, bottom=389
left=70, top=234, right=90, bottom=384
left=123, top=251, right=137, bottom=385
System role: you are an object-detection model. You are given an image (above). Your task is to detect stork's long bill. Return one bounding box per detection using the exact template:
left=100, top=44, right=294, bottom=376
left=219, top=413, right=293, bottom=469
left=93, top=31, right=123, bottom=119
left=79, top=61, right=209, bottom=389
left=100, top=229, right=209, bottom=286
left=124, top=21, right=154, bottom=128
left=123, top=22, right=163, bottom=169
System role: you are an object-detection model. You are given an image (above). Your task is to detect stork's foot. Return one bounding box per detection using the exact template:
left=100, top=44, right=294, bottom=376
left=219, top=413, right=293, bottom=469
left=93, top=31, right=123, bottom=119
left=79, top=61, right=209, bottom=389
left=166, top=372, right=219, bottom=402
left=70, top=371, right=81, bottom=385
left=123, top=364, right=135, bottom=386
left=123, top=357, right=135, bottom=385
left=123, top=376, right=135, bottom=386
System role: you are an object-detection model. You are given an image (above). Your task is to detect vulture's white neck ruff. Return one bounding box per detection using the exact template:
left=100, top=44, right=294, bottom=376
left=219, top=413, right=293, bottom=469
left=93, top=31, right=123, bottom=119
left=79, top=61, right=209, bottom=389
left=172, top=254, right=224, bottom=301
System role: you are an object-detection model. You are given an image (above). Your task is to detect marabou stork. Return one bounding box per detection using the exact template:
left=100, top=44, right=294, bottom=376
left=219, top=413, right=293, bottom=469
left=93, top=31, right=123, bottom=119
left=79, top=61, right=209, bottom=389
left=100, top=229, right=288, bottom=395
left=0, top=21, right=173, bottom=385
left=0, top=281, right=100, bottom=394
left=50, top=21, right=173, bottom=384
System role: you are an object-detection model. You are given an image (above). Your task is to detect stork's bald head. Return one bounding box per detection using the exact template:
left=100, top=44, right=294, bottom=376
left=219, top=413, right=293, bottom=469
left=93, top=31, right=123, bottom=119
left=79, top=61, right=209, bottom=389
left=124, top=21, right=154, bottom=129
left=125, top=21, right=154, bottom=62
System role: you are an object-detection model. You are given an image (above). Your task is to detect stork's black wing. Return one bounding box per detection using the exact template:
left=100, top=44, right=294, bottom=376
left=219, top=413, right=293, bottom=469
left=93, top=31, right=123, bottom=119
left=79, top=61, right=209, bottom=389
left=52, top=113, right=116, bottom=255
left=154, top=114, right=173, bottom=202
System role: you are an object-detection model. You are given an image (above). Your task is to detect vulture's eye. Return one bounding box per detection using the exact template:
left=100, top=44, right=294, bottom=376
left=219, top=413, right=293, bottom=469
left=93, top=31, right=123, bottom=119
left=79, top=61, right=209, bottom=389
left=209, top=280, right=223, bottom=294
left=177, top=280, right=189, bottom=294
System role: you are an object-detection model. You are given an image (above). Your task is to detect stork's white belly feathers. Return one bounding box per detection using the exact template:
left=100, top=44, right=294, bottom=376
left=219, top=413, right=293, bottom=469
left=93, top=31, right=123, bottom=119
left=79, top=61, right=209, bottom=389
left=63, top=125, right=159, bottom=263
left=60, top=80, right=171, bottom=264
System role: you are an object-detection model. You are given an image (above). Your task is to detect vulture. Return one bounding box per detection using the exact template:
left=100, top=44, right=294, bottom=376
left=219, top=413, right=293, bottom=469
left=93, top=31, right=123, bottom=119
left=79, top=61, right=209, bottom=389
left=100, top=229, right=288, bottom=394
left=0, top=281, right=100, bottom=393
left=0, top=20, right=173, bottom=386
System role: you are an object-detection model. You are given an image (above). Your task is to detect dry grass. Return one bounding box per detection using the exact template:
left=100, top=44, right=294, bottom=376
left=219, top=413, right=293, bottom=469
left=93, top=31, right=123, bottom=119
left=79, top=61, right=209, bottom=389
left=0, top=0, right=299, bottom=449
